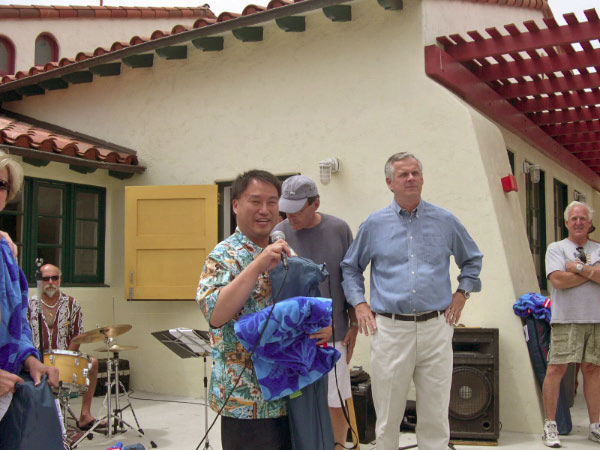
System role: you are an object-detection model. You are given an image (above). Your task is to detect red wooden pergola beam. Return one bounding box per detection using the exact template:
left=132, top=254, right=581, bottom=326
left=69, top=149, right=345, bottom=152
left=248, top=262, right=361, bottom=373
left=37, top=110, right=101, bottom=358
left=542, top=120, right=600, bottom=137
left=513, top=90, right=600, bottom=113
left=424, top=45, right=600, bottom=191
left=529, top=107, right=600, bottom=126
left=439, top=18, right=600, bottom=63
left=556, top=132, right=600, bottom=145
left=566, top=142, right=600, bottom=152
left=476, top=47, right=600, bottom=82
left=569, top=150, right=600, bottom=160
left=496, top=71, right=600, bottom=98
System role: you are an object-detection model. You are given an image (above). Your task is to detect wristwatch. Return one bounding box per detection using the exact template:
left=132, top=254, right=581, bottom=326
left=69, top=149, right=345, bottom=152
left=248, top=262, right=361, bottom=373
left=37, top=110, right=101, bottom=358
left=576, top=263, right=584, bottom=273
left=457, top=289, right=470, bottom=299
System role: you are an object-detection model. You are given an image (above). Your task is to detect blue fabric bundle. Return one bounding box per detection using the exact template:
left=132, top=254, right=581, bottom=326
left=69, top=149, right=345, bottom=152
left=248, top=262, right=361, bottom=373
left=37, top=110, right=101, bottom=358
left=234, top=296, right=340, bottom=401
left=513, top=292, right=551, bottom=322
left=0, top=239, right=38, bottom=374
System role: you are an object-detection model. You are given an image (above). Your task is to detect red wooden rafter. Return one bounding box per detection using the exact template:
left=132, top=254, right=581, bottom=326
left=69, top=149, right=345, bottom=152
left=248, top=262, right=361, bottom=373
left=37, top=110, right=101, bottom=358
left=427, top=8, right=600, bottom=190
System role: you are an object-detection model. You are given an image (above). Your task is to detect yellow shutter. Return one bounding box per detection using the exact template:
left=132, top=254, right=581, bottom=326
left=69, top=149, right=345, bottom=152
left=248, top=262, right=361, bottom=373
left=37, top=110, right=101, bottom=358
left=124, top=185, right=218, bottom=300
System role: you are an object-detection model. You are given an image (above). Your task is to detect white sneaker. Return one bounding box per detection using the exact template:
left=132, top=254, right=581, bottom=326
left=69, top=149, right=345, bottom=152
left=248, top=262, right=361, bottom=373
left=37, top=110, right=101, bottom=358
left=542, top=420, right=561, bottom=448
left=590, top=422, right=600, bottom=443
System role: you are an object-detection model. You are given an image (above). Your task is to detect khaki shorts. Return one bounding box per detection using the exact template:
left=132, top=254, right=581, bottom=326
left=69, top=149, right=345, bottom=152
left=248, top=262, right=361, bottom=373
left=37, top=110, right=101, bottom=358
left=548, top=323, right=600, bottom=366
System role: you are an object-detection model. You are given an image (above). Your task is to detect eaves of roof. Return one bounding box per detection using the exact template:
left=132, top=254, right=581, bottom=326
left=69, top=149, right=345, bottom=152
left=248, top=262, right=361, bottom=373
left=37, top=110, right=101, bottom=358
left=0, top=4, right=215, bottom=20
left=0, top=110, right=145, bottom=179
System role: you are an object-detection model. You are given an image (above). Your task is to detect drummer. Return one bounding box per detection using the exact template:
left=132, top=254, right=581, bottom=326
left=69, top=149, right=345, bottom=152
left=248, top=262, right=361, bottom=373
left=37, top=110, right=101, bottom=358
left=27, top=264, right=106, bottom=431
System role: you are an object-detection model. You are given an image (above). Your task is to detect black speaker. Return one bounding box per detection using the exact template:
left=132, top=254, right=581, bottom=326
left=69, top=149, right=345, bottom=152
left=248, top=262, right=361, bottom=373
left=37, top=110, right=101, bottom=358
left=450, top=328, right=499, bottom=441
left=347, top=379, right=376, bottom=444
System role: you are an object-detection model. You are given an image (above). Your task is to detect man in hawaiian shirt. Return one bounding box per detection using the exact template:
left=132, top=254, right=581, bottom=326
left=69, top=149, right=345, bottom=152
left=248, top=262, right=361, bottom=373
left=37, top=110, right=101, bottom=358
left=197, top=170, right=331, bottom=450
left=27, top=264, right=104, bottom=431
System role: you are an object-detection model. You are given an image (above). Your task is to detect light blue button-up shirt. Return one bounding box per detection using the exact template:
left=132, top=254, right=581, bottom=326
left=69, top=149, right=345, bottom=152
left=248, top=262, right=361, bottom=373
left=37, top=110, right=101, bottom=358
left=341, top=199, right=483, bottom=314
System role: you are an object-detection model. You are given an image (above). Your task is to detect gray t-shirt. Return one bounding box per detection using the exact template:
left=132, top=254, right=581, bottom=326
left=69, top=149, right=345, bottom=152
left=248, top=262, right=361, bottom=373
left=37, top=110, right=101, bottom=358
left=545, top=238, right=600, bottom=324
left=274, top=213, right=353, bottom=341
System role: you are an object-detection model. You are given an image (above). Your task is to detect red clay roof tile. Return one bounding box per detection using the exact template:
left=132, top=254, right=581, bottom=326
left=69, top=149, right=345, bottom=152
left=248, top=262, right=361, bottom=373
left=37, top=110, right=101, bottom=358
left=0, top=114, right=139, bottom=167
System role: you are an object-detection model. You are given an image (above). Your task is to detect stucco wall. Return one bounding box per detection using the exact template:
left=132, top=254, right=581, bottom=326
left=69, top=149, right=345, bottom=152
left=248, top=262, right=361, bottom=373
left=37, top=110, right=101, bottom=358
left=1, top=16, right=204, bottom=73
left=3, top=0, right=575, bottom=434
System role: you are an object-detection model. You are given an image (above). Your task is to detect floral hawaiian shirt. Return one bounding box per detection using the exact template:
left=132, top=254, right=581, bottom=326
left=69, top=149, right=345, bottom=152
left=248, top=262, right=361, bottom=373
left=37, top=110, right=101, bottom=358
left=196, top=228, right=287, bottom=419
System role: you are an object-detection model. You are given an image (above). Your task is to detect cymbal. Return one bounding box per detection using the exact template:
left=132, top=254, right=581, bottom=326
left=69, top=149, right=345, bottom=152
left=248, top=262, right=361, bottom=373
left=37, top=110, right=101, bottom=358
left=94, top=344, right=138, bottom=353
left=71, top=324, right=133, bottom=344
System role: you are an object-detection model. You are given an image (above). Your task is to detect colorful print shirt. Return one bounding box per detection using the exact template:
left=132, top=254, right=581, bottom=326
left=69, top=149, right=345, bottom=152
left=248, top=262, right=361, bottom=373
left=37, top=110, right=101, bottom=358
left=27, top=293, right=83, bottom=351
left=196, top=228, right=287, bottom=419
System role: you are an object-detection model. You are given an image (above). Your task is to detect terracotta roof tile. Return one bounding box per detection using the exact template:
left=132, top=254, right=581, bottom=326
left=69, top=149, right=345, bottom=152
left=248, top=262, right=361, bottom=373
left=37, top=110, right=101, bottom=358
left=0, top=0, right=548, bottom=90
left=0, top=114, right=139, bottom=167
left=0, top=5, right=215, bottom=21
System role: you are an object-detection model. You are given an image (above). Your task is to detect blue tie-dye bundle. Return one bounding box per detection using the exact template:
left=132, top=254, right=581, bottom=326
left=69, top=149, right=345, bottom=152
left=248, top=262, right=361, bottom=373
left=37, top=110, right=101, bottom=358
left=513, top=292, right=552, bottom=322
left=0, top=239, right=39, bottom=374
left=234, top=296, right=340, bottom=401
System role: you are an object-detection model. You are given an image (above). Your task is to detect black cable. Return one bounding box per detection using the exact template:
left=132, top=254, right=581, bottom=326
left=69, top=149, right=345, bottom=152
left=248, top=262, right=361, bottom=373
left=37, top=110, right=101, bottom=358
left=194, top=265, right=289, bottom=450
left=326, top=270, right=357, bottom=450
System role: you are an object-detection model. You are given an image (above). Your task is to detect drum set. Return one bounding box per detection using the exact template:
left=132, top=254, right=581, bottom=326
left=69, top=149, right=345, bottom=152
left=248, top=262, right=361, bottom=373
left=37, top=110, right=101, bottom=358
left=44, top=323, right=155, bottom=449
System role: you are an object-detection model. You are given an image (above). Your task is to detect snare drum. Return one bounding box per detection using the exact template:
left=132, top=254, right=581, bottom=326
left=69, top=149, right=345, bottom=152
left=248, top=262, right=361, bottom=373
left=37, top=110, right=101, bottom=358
left=43, top=349, right=92, bottom=393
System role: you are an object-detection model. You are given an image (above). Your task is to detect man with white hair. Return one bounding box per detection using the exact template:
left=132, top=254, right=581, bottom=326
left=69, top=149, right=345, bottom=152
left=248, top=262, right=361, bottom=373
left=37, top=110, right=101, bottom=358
left=543, top=201, right=600, bottom=447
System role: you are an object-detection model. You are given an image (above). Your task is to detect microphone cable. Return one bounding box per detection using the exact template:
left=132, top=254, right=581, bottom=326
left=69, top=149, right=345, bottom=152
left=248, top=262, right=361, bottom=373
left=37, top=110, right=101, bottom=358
left=194, top=262, right=289, bottom=450
left=325, top=270, right=358, bottom=450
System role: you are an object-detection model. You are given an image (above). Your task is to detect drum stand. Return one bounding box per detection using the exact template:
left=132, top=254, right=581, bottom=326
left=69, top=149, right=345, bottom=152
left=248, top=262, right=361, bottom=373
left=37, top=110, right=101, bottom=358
left=71, top=338, right=157, bottom=449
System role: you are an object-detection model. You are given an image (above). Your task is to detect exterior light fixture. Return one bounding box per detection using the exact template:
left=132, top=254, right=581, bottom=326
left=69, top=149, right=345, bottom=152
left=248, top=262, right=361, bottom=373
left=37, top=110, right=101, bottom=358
left=319, top=157, right=340, bottom=185
left=574, top=190, right=587, bottom=203
left=523, top=161, right=541, bottom=184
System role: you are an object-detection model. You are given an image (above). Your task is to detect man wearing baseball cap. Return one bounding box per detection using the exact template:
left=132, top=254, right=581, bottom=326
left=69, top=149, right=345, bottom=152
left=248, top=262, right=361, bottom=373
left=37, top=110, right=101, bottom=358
left=274, top=174, right=357, bottom=448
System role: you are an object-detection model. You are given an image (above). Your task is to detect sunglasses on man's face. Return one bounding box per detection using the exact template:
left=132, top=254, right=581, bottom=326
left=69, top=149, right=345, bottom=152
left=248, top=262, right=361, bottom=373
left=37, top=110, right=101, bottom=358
left=0, top=180, right=10, bottom=192
left=41, top=275, right=60, bottom=282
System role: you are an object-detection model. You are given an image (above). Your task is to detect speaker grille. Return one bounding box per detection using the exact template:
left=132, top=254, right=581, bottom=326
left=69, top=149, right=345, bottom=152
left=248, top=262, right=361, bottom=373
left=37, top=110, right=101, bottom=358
left=450, top=366, right=492, bottom=420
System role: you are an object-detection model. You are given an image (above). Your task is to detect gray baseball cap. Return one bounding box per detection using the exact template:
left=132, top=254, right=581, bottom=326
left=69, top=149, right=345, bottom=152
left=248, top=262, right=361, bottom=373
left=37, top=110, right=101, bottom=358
left=279, top=175, right=319, bottom=213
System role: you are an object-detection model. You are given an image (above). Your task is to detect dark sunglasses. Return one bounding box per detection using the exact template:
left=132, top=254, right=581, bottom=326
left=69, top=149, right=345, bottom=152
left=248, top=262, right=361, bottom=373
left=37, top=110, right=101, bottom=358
left=41, top=275, right=60, bottom=282
left=0, top=180, right=10, bottom=192
left=576, top=247, right=587, bottom=264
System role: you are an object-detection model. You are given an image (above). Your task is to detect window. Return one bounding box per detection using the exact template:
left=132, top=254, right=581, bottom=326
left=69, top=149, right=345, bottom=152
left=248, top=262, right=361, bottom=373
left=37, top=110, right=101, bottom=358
left=0, top=36, right=15, bottom=76
left=507, top=149, right=515, bottom=174
left=525, top=163, right=546, bottom=291
left=553, top=179, right=568, bottom=241
left=34, top=33, right=58, bottom=66
left=0, top=177, right=105, bottom=284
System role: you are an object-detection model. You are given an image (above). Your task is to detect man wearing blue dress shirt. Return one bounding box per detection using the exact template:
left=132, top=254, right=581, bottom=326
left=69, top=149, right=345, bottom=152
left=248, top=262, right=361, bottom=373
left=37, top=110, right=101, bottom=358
left=341, top=152, right=483, bottom=450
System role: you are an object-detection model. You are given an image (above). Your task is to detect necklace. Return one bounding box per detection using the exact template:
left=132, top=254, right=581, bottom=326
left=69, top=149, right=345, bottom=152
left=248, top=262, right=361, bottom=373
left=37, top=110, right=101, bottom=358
left=40, top=297, right=59, bottom=309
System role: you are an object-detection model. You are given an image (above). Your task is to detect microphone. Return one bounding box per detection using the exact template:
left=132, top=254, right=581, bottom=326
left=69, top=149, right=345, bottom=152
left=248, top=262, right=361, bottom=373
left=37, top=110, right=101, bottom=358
left=270, top=230, right=289, bottom=270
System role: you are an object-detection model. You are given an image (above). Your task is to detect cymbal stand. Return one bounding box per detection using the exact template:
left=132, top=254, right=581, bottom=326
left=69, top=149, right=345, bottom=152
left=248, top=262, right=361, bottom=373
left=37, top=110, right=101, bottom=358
left=72, top=337, right=157, bottom=449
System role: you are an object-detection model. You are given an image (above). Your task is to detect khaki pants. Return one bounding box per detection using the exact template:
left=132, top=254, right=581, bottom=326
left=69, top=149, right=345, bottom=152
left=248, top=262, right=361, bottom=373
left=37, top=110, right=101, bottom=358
left=371, top=313, right=454, bottom=450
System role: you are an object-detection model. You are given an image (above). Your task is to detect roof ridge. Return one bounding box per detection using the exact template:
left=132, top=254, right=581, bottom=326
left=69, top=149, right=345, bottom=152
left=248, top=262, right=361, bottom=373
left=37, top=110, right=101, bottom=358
left=0, top=4, right=216, bottom=20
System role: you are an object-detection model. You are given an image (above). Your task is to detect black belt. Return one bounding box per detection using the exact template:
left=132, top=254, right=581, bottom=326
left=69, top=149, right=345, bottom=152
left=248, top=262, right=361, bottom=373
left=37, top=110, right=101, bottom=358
left=377, top=310, right=444, bottom=322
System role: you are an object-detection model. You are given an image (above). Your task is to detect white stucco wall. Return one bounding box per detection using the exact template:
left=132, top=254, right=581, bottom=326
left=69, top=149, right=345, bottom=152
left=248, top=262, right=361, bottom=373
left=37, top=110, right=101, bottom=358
left=1, top=16, right=207, bottom=73
left=4, top=0, right=584, bottom=435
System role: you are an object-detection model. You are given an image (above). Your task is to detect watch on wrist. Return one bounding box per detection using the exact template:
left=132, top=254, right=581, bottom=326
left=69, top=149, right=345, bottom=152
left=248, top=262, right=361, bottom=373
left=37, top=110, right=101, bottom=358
left=457, top=289, right=470, bottom=299
left=576, top=263, right=584, bottom=273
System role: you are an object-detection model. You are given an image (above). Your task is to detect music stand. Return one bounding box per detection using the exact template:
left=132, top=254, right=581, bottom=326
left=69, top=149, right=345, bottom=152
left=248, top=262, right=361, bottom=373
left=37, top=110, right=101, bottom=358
left=152, top=329, right=214, bottom=450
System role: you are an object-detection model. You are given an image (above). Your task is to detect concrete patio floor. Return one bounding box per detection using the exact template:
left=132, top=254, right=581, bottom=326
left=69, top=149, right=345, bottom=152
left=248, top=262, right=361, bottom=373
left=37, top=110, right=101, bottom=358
left=67, top=380, right=595, bottom=450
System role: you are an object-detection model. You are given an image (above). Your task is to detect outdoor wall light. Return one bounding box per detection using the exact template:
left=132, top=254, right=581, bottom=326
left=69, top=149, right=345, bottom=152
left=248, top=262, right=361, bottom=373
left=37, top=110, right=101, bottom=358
left=574, top=190, right=587, bottom=203
left=319, top=157, right=340, bottom=185
left=523, top=161, right=541, bottom=184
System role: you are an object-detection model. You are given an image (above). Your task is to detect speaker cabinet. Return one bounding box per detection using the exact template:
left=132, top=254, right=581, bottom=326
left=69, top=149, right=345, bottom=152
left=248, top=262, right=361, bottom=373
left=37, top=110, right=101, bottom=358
left=450, top=328, right=499, bottom=441
left=347, top=379, right=376, bottom=444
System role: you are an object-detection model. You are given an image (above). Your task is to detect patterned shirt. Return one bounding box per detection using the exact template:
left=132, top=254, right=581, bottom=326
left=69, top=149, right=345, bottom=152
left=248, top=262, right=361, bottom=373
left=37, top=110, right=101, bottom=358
left=196, top=228, right=287, bottom=419
left=27, top=292, right=83, bottom=351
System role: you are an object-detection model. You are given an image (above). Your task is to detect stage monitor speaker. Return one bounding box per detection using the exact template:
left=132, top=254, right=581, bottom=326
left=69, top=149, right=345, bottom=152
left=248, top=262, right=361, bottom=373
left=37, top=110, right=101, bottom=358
left=450, top=328, right=499, bottom=441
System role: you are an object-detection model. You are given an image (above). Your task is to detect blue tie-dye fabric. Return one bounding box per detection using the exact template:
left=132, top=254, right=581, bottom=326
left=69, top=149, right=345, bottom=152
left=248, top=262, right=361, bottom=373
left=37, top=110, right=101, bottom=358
left=0, top=239, right=39, bottom=374
left=234, top=296, right=340, bottom=401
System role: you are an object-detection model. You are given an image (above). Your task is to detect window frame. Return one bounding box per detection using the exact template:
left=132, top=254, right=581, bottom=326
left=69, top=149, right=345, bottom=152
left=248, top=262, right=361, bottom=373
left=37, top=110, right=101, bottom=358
left=0, top=176, right=106, bottom=286
left=525, top=164, right=547, bottom=291
left=34, top=32, right=59, bottom=66
left=553, top=179, right=568, bottom=242
left=0, top=35, right=15, bottom=76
